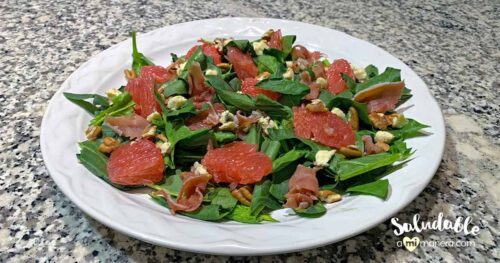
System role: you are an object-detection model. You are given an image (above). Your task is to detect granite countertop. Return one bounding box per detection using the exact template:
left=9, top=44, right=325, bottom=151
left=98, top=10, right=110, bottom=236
left=1, top=0, right=499, bottom=262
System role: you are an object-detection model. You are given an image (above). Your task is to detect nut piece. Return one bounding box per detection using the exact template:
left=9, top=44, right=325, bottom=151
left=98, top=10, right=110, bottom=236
left=306, top=99, right=328, bottom=112
left=231, top=186, right=253, bottom=206
left=338, top=145, right=363, bottom=158
left=375, top=142, right=390, bottom=152
left=216, top=63, right=231, bottom=70
left=98, top=137, right=120, bottom=153
left=319, top=190, right=342, bottom=203
left=142, top=125, right=157, bottom=138
left=257, top=71, right=271, bottom=81
left=386, top=113, right=408, bottom=128
left=282, top=68, right=294, bottom=80
left=85, top=126, right=102, bottom=141
left=124, top=69, right=136, bottom=80
left=348, top=107, right=359, bottom=131
left=368, top=112, right=390, bottom=130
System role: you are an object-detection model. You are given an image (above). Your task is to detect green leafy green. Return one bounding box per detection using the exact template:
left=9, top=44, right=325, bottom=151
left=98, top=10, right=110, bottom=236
left=272, top=149, right=307, bottom=172
left=213, top=88, right=256, bottom=111
left=162, top=79, right=188, bottom=97
left=224, top=39, right=253, bottom=53
left=256, top=79, right=310, bottom=96
left=63, top=92, right=109, bottom=115
left=211, top=188, right=238, bottom=210
left=346, top=179, right=389, bottom=199
left=336, top=152, right=409, bottom=181
left=364, top=64, right=379, bottom=78
left=244, top=125, right=261, bottom=146
left=390, top=119, right=429, bottom=139
left=226, top=205, right=277, bottom=224
left=150, top=171, right=183, bottom=196
left=355, top=67, right=401, bottom=93
left=255, top=94, right=292, bottom=120
left=212, top=131, right=237, bottom=143
left=294, top=202, right=327, bottom=218
left=90, top=92, right=135, bottom=126
left=205, top=75, right=234, bottom=91
left=261, top=139, right=281, bottom=160
left=131, top=32, right=154, bottom=75
left=250, top=180, right=282, bottom=215
left=254, top=55, right=285, bottom=75
left=269, top=179, right=288, bottom=201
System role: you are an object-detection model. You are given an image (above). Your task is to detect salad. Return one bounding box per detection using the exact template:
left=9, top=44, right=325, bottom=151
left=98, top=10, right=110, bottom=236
left=64, top=30, right=429, bottom=223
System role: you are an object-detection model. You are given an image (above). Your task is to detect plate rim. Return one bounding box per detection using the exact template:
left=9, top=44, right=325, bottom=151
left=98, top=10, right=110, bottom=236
left=40, top=17, right=446, bottom=256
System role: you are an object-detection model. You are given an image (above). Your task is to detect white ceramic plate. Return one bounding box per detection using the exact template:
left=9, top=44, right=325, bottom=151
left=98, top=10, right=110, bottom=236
left=41, top=17, right=445, bottom=255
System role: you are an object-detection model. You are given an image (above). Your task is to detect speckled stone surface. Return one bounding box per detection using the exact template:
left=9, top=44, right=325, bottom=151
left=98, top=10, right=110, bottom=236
left=1, top=0, right=499, bottom=262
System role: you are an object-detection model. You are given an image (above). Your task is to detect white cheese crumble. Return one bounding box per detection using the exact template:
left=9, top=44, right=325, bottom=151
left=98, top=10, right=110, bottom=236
left=146, top=111, right=161, bottom=122
left=315, top=77, right=327, bottom=88
left=193, top=161, right=209, bottom=176
left=391, top=114, right=408, bottom=128
left=156, top=141, right=171, bottom=154
left=314, top=150, right=336, bottom=167
left=258, top=116, right=277, bottom=134
left=374, top=131, right=395, bottom=144
left=351, top=64, right=367, bottom=82
left=205, top=69, right=218, bottom=76
left=282, top=68, right=294, bottom=80
left=142, top=125, right=156, bottom=138
left=105, top=88, right=121, bottom=100
left=285, top=61, right=293, bottom=68
left=176, top=61, right=187, bottom=76
left=330, top=107, right=345, bottom=119
left=252, top=40, right=269, bottom=56
left=167, top=95, right=187, bottom=110
left=218, top=110, right=238, bottom=131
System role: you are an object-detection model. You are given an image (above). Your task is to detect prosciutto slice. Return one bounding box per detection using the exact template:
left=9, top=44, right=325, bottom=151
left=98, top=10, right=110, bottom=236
left=186, top=103, right=225, bottom=130
left=156, top=172, right=211, bottom=214
left=362, top=135, right=386, bottom=155
left=353, top=82, right=405, bottom=113
left=188, top=62, right=214, bottom=108
left=284, top=165, right=320, bottom=209
left=105, top=114, right=150, bottom=139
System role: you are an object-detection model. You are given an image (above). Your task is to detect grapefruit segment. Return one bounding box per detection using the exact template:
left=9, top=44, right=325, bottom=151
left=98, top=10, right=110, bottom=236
left=241, top=77, right=281, bottom=100
left=201, top=141, right=272, bottom=184
left=326, top=59, right=355, bottom=95
left=107, top=139, right=165, bottom=186
left=125, top=76, right=161, bottom=118
left=225, top=46, right=258, bottom=80
left=293, top=105, right=356, bottom=148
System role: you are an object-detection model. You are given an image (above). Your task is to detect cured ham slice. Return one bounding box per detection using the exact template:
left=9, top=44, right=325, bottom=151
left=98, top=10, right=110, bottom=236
left=156, top=172, right=211, bottom=214
left=105, top=114, right=150, bottom=139
left=186, top=103, right=225, bottom=130
left=353, top=82, right=405, bottom=113
left=362, top=135, right=387, bottom=155
left=284, top=165, right=319, bottom=209
left=187, top=62, right=215, bottom=108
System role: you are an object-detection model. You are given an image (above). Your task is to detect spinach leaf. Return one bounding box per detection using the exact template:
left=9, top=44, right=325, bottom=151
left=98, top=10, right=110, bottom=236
left=294, top=201, right=327, bottom=218
left=224, top=39, right=253, bottom=53
left=228, top=78, right=241, bottom=91
left=212, top=131, right=237, bottom=143
left=77, top=141, right=128, bottom=189
left=244, top=125, right=262, bottom=146
left=211, top=188, right=238, bottom=210
left=281, top=35, right=296, bottom=56
left=346, top=179, right=389, bottom=199
left=226, top=205, right=277, bottom=224
left=272, top=149, right=307, bottom=172
left=337, top=152, right=408, bottom=181
left=390, top=119, right=429, bottom=139
left=355, top=67, right=401, bottom=93
left=267, top=119, right=295, bottom=141
left=278, top=94, right=303, bottom=107
left=269, top=179, right=289, bottom=201
left=90, top=92, right=135, bottom=126
left=397, top=87, right=412, bottom=107
left=364, top=64, right=379, bottom=78
left=150, top=171, right=183, bottom=196
left=205, top=75, right=234, bottom=91
left=255, top=94, right=292, bottom=120
left=261, top=139, right=281, bottom=160
left=342, top=73, right=357, bottom=93
left=178, top=47, right=205, bottom=79
left=214, top=88, right=256, bottom=111
left=164, top=100, right=198, bottom=118
left=63, top=92, right=109, bottom=115
left=250, top=180, right=282, bottom=215
left=131, top=32, right=154, bottom=75
left=254, top=55, right=285, bottom=75
left=162, top=79, right=188, bottom=97
left=256, top=79, right=310, bottom=96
